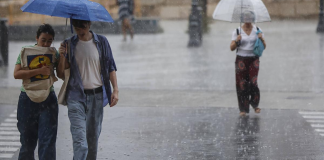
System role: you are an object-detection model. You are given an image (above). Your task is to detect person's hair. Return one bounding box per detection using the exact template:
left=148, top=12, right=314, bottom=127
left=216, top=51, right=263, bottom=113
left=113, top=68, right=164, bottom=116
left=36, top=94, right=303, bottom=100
left=241, top=10, right=255, bottom=23
left=36, top=24, right=55, bottom=39
left=71, top=19, right=91, bottom=28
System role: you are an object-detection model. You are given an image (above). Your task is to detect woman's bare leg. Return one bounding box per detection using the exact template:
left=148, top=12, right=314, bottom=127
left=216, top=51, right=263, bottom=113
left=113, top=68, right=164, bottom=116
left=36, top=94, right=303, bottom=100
left=122, top=19, right=127, bottom=41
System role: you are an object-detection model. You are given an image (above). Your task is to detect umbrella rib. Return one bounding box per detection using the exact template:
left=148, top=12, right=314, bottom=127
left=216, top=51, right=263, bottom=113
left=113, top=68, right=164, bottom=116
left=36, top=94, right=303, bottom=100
left=21, top=0, right=34, bottom=11
left=82, top=0, right=92, bottom=21
left=49, top=1, right=60, bottom=17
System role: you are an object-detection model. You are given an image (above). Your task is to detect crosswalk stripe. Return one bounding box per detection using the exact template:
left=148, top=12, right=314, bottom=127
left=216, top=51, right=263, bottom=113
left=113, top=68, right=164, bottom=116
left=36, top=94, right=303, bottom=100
left=0, top=136, right=20, bottom=141
left=0, top=147, right=19, bottom=152
left=299, top=111, right=324, bottom=115
left=302, top=116, right=324, bottom=119
left=0, top=132, right=20, bottom=136
left=0, top=142, right=20, bottom=146
left=0, top=154, right=15, bottom=158
left=311, top=124, right=324, bottom=128
left=0, top=110, right=20, bottom=159
left=306, top=120, right=324, bottom=123
left=299, top=111, right=324, bottom=136
left=5, top=119, right=17, bottom=123
left=0, top=123, right=16, bottom=127
left=0, top=127, right=18, bottom=131
left=9, top=114, right=16, bottom=118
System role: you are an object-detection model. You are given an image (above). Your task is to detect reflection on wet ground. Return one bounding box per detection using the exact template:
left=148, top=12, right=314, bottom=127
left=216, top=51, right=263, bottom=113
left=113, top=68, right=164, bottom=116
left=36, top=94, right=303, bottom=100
left=234, top=116, right=260, bottom=159
left=93, top=107, right=324, bottom=159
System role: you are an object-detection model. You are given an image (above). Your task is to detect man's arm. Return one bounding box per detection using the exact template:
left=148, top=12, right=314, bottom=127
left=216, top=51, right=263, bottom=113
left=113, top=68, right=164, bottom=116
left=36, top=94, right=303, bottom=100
left=109, top=71, right=119, bottom=107
left=57, top=42, right=70, bottom=80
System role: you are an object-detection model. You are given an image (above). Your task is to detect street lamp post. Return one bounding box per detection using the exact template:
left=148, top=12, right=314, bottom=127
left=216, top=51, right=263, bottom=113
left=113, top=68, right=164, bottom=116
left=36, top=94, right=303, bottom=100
left=317, top=0, right=324, bottom=33
left=0, top=18, right=8, bottom=66
left=188, top=0, right=202, bottom=47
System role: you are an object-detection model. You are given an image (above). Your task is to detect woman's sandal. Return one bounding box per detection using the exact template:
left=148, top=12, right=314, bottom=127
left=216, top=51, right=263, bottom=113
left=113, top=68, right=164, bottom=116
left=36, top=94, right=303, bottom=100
left=239, top=112, right=246, bottom=116
left=254, top=108, right=261, bottom=113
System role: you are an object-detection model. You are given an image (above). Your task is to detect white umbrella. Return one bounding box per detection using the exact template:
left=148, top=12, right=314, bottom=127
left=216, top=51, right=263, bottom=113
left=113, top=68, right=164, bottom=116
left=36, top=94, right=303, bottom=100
left=212, top=0, right=271, bottom=23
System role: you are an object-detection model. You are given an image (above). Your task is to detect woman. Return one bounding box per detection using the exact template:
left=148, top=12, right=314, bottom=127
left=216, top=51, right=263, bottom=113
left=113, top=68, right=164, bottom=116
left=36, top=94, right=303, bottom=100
left=230, top=11, right=267, bottom=116
left=117, top=0, right=134, bottom=41
left=13, top=24, right=62, bottom=160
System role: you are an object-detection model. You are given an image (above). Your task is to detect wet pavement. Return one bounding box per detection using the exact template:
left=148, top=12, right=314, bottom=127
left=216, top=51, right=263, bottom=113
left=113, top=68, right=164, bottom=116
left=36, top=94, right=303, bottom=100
left=3, top=106, right=324, bottom=160
left=1, top=19, right=324, bottom=159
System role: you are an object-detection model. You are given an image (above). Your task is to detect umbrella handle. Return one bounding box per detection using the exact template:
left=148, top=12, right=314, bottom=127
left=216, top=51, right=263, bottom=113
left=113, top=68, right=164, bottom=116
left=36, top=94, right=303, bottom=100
left=236, top=28, right=241, bottom=47
left=64, top=18, right=68, bottom=40
left=70, top=18, right=73, bottom=34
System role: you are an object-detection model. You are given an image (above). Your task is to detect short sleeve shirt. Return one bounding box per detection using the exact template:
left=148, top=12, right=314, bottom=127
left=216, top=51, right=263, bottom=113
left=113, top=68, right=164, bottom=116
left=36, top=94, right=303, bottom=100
left=16, top=45, right=60, bottom=92
left=232, top=25, right=264, bottom=57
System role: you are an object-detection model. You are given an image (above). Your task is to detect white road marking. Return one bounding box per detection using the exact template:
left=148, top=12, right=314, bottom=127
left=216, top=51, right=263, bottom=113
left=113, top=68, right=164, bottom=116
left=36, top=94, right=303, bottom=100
left=0, top=142, right=21, bottom=146
left=299, top=111, right=324, bottom=136
left=302, top=116, right=324, bottom=119
left=0, top=136, right=20, bottom=141
left=0, top=127, right=18, bottom=131
left=9, top=114, right=16, bottom=118
left=0, top=154, right=15, bottom=158
left=306, top=120, right=324, bottom=123
left=311, top=124, right=324, bottom=128
left=5, top=119, right=17, bottom=123
left=0, top=110, right=21, bottom=159
left=299, top=111, right=324, bottom=115
left=0, top=131, right=20, bottom=136
left=0, top=123, right=16, bottom=127
left=0, top=147, right=19, bottom=152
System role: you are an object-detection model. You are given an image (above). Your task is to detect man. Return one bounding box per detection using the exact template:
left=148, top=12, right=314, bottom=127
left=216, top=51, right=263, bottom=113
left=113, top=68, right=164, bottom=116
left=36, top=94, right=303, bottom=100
left=58, top=19, right=119, bottom=160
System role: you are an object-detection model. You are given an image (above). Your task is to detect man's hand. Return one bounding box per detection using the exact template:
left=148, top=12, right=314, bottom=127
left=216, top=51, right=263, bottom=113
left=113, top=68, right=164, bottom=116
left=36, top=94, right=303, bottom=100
left=39, top=65, right=50, bottom=76
left=59, top=43, right=66, bottom=56
left=110, top=89, right=119, bottom=107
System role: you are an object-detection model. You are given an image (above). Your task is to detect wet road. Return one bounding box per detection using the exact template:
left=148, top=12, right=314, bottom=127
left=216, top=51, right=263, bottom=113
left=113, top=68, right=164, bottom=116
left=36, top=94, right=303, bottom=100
left=1, top=19, right=324, bottom=159
left=1, top=105, right=324, bottom=159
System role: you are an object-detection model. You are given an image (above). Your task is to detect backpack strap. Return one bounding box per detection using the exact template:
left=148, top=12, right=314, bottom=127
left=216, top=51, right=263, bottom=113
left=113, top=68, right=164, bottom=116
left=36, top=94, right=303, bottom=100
left=236, top=28, right=240, bottom=53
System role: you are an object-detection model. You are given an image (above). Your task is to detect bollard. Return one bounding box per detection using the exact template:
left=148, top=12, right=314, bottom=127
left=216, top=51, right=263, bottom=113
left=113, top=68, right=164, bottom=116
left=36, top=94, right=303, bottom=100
left=188, top=0, right=203, bottom=47
left=0, top=18, right=8, bottom=66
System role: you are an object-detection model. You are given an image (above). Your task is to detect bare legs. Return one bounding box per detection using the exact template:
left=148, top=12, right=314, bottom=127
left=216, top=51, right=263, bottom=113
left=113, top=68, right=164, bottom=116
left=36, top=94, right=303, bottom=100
left=122, top=18, right=134, bottom=41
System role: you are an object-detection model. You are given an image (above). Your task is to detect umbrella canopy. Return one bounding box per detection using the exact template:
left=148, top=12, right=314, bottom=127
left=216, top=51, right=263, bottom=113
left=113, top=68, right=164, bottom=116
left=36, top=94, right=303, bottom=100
left=21, top=0, right=113, bottom=22
left=212, top=0, right=271, bottom=23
